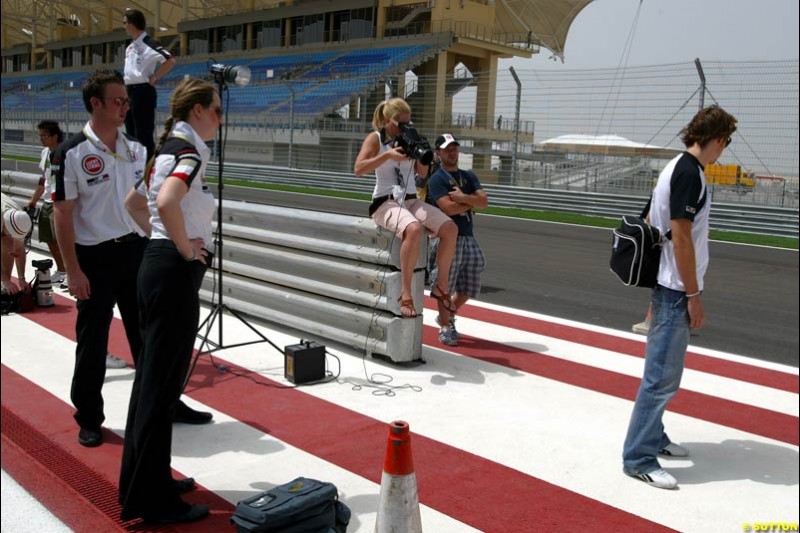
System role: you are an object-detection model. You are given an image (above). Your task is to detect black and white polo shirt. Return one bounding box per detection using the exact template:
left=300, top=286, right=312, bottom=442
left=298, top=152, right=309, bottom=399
left=139, top=121, right=215, bottom=248
left=38, top=147, right=56, bottom=203
left=52, top=121, right=147, bottom=245
left=124, top=32, right=172, bottom=85
left=650, top=152, right=711, bottom=292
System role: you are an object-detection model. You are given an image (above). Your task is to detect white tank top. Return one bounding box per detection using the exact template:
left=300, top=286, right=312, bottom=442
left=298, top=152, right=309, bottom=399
left=372, top=131, right=417, bottom=199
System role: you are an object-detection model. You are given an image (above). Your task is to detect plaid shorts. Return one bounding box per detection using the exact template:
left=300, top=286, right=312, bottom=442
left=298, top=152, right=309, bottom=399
left=429, top=235, right=486, bottom=299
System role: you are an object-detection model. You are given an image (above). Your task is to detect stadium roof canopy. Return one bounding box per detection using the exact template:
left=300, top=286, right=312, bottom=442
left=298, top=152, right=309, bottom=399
left=540, top=134, right=684, bottom=158
left=0, top=0, right=283, bottom=48
left=496, top=0, right=592, bottom=59
left=1, top=0, right=592, bottom=59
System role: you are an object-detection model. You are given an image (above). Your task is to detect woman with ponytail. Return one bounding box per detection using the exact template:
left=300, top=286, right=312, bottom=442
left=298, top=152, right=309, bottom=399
left=354, top=98, right=457, bottom=318
left=119, top=77, right=220, bottom=524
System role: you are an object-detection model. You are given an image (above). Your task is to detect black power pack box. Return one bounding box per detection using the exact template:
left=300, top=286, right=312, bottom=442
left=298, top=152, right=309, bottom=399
left=284, top=341, right=326, bottom=384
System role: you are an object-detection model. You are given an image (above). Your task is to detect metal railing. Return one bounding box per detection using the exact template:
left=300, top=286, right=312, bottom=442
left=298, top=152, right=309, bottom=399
left=2, top=144, right=797, bottom=237
left=214, top=163, right=798, bottom=238
left=384, top=19, right=539, bottom=53
left=2, top=170, right=428, bottom=362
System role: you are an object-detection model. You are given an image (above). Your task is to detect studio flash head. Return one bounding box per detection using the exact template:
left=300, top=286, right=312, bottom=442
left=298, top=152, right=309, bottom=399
left=209, top=63, right=251, bottom=87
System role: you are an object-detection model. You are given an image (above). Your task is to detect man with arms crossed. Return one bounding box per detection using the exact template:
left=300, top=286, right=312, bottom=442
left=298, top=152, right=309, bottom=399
left=427, top=134, right=488, bottom=346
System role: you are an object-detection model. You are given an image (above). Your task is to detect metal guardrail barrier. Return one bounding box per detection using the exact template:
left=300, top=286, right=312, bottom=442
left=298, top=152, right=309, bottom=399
left=210, top=162, right=800, bottom=238
left=3, top=143, right=798, bottom=237
left=2, top=170, right=427, bottom=363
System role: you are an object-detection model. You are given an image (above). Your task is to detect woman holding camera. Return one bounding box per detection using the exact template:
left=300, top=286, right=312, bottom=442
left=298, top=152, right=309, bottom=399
left=354, top=97, right=457, bottom=318
left=119, top=77, right=219, bottom=524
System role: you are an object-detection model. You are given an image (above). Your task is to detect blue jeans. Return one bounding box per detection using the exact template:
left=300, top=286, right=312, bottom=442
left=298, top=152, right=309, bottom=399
left=623, top=284, right=690, bottom=475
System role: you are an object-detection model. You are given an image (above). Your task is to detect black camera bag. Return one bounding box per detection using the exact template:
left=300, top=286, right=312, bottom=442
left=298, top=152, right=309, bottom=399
left=609, top=197, right=674, bottom=288
left=610, top=215, right=666, bottom=288
left=231, top=477, right=350, bottom=533
left=1, top=289, right=34, bottom=315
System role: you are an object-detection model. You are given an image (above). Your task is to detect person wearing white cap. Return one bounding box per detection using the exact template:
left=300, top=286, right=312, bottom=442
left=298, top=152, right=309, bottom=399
left=427, top=134, right=488, bottom=346
left=1, top=192, right=32, bottom=295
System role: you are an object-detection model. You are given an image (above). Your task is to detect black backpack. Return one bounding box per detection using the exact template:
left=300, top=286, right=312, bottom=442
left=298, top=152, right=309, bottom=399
left=609, top=199, right=671, bottom=288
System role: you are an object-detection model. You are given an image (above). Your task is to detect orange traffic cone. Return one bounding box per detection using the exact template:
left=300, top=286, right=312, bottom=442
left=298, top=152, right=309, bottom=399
left=375, top=421, right=422, bottom=532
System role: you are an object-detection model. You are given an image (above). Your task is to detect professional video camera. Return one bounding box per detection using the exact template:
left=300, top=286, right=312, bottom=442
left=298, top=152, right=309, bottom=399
left=394, top=123, right=434, bottom=166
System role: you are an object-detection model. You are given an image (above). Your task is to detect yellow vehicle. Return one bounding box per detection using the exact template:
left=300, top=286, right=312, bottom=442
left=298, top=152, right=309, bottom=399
left=704, top=164, right=756, bottom=187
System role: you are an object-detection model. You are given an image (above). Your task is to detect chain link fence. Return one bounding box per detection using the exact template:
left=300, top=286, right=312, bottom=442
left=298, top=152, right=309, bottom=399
left=2, top=59, right=798, bottom=207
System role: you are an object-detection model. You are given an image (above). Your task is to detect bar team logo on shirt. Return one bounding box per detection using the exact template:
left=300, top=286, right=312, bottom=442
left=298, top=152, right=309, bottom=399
left=82, top=155, right=105, bottom=175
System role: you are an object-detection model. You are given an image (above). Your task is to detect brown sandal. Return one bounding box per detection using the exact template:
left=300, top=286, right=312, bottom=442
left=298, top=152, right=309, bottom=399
left=431, top=284, right=457, bottom=313
left=398, top=295, right=418, bottom=318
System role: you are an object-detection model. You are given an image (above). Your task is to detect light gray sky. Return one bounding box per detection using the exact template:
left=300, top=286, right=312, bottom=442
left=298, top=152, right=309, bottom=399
left=481, top=0, right=800, bottom=177
left=506, top=0, right=799, bottom=70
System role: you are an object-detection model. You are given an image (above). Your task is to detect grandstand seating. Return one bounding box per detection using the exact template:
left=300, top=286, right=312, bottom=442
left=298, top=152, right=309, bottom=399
left=1, top=44, right=438, bottom=126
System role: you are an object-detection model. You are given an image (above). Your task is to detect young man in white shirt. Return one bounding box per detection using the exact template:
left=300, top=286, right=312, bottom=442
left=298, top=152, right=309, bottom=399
left=28, top=120, right=67, bottom=284
left=622, top=105, right=737, bottom=490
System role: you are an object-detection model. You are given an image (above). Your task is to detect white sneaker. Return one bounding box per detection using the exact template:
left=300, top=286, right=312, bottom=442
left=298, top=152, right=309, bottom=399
left=659, top=442, right=689, bottom=457
left=631, top=468, right=678, bottom=489
left=51, top=271, right=65, bottom=284
left=60, top=276, right=69, bottom=290
left=632, top=320, right=650, bottom=335
left=435, top=315, right=460, bottom=339
left=438, top=327, right=459, bottom=347
left=105, top=353, right=128, bottom=369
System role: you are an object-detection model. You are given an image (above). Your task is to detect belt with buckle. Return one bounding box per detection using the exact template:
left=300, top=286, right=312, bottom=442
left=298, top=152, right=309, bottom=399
left=105, top=232, right=140, bottom=245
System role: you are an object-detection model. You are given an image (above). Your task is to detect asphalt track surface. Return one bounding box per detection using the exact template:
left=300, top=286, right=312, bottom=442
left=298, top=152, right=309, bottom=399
left=221, top=185, right=799, bottom=367
left=4, top=155, right=797, bottom=365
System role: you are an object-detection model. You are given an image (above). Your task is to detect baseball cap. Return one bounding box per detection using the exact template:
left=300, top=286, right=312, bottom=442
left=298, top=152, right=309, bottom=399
left=435, top=133, right=459, bottom=150
left=2, top=209, right=32, bottom=240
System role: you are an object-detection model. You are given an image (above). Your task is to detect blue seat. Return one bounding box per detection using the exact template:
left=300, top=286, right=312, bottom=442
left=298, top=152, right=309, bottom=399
left=3, top=43, right=436, bottom=122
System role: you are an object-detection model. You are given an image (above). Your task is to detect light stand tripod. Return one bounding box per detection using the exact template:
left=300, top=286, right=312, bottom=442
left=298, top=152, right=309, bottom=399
left=192, top=63, right=272, bottom=364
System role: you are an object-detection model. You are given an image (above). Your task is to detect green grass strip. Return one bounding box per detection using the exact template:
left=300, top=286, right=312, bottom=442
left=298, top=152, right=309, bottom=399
left=2, top=154, right=39, bottom=163
left=5, top=153, right=796, bottom=249
left=216, top=177, right=798, bottom=250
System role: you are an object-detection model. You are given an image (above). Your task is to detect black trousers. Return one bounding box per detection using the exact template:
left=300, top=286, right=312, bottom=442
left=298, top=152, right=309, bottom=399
left=71, top=236, right=147, bottom=431
left=125, top=83, right=157, bottom=161
left=119, top=239, right=208, bottom=519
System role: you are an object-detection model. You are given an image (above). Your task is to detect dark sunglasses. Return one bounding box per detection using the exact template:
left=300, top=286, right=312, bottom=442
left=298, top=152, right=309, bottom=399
left=724, top=136, right=732, bottom=147
left=104, top=96, right=131, bottom=107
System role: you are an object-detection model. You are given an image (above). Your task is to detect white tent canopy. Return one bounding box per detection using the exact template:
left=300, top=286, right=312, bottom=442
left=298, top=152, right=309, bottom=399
left=540, top=134, right=683, bottom=158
